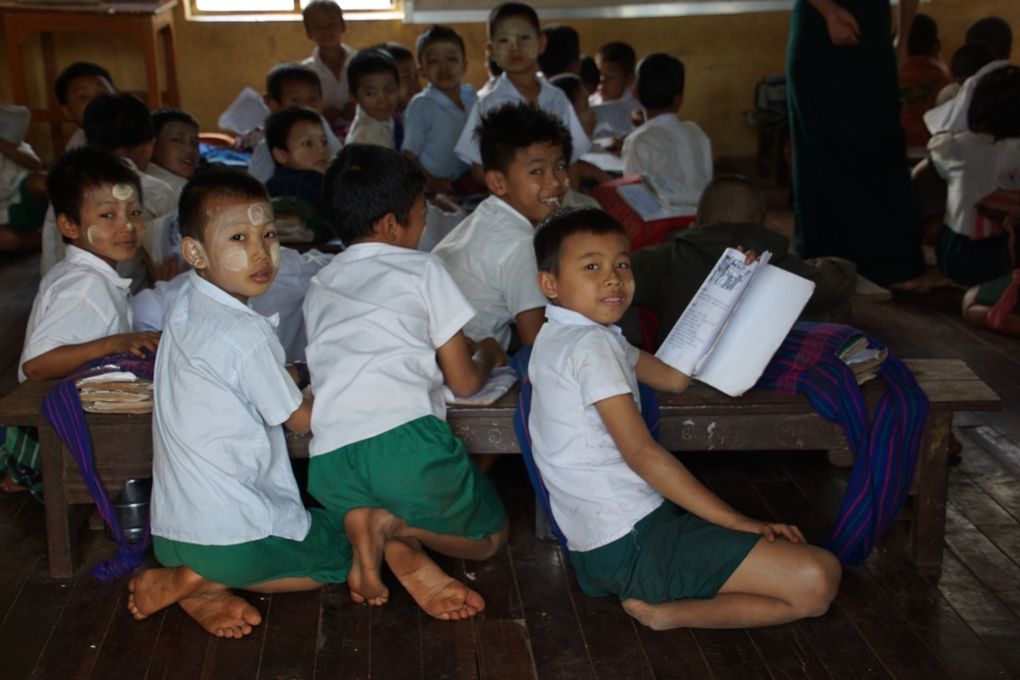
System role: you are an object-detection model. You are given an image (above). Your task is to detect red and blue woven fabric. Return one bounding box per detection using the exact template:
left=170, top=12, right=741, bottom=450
left=41, top=353, right=155, bottom=582
left=757, top=322, right=929, bottom=565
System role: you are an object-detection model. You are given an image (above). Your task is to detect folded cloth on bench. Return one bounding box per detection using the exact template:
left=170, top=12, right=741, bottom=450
left=758, top=322, right=929, bottom=565
left=42, top=353, right=155, bottom=582
left=509, top=347, right=661, bottom=549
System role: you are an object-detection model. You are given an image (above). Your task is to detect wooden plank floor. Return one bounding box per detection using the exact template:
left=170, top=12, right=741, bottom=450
left=2, top=244, right=1020, bottom=678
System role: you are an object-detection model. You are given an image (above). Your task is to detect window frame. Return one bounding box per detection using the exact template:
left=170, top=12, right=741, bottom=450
left=184, top=0, right=403, bottom=23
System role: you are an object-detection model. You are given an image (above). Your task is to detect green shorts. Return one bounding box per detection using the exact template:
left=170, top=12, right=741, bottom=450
left=975, top=273, right=1019, bottom=311
left=568, top=502, right=760, bottom=604
left=7, top=177, right=45, bottom=232
left=308, top=416, right=506, bottom=540
left=152, top=508, right=351, bottom=588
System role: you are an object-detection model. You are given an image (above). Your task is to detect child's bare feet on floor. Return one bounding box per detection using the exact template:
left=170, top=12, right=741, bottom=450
left=344, top=507, right=406, bottom=606
left=127, top=566, right=216, bottom=619
left=179, top=591, right=262, bottom=638
left=384, top=536, right=484, bottom=620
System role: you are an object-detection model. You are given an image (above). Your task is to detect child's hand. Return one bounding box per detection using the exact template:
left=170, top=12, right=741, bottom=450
left=110, top=331, right=161, bottom=357
left=470, top=337, right=508, bottom=369
left=823, top=4, right=860, bottom=47
left=729, top=517, right=806, bottom=543
left=734, top=245, right=759, bottom=265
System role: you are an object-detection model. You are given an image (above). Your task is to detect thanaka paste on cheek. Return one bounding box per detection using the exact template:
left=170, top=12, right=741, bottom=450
left=220, top=244, right=249, bottom=272
left=269, top=239, right=281, bottom=267
left=86, top=226, right=98, bottom=245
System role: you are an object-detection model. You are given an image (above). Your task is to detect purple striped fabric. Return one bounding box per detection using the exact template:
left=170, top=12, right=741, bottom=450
left=757, top=323, right=929, bottom=565
left=42, top=353, right=155, bottom=581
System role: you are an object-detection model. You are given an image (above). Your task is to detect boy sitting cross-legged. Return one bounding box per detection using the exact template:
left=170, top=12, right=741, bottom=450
left=127, top=168, right=352, bottom=638
left=303, top=144, right=508, bottom=619
left=528, top=207, right=841, bottom=630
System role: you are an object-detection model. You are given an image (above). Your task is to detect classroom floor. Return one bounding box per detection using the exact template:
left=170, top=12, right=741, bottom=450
left=2, top=190, right=1020, bottom=679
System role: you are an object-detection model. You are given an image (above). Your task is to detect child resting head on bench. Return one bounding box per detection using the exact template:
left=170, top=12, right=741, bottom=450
left=527, top=206, right=841, bottom=630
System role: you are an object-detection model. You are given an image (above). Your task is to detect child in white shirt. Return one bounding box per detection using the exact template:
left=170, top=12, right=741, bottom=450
left=301, top=0, right=357, bottom=128
left=622, top=53, right=713, bottom=212
left=128, top=168, right=350, bottom=639
left=344, top=48, right=401, bottom=150
left=528, top=206, right=841, bottom=630
left=54, top=61, right=115, bottom=152
left=148, top=109, right=200, bottom=203
left=589, top=41, right=642, bottom=138
left=304, top=145, right=507, bottom=620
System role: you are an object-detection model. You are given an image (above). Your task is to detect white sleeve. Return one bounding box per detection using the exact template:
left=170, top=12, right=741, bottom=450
left=454, top=101, right=483, bottom=166
left=572, top=330, right=635, bottom=407
left=22, top=285, right=121, bottom=365
left=423, top=256, right=476, bottom=348
left=499, top=240, right=548, bottom=318
left=238, top=335, right=303, bottom=427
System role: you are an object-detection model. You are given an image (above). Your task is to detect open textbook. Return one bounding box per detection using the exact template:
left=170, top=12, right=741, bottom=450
left=655, top=248, right=815, bottom=397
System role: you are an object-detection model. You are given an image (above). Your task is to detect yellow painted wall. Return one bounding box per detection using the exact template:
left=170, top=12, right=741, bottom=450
left=2, top=0, right=1017, bottom=162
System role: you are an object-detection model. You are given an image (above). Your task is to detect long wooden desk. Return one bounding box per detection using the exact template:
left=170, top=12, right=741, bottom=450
left=0, top=359, right=999, bottom=578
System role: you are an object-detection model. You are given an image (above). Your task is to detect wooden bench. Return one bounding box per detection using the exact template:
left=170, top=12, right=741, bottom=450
left=0, top=359, right=998, bottom=579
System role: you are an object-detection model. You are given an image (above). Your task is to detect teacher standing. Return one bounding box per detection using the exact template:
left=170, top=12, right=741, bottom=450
left=787, top=0, right=925, bottom=286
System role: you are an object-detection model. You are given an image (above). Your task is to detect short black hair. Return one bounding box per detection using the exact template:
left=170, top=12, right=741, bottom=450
left=266, top=63, right=322, bottom=103
left=949, top=42, right=994, bottom=81
left=302, top=0, right=344, bottom=28
left=534, top=207, right=626, bottom=274
left=380, top=42, right=414, bottom=64
left=265, top=107, right=324, bottom=152
left=636, top=53, right=685, bottom=109
left=907, top=14, right=938, bottom=57
left=347, top=48, right=399, bottom=95
left=415, top=25, right=466, bottom=63
left=178, top=168, right=269, bottom=243
left=488, top=57, right=504, bottom=79
left=488, top=2, right=540, bottom=38
left=322, top=144, right=425, bottom=244
left=151, top=108, right=199, bottom=137
left=549, top=73, right=585, bottom=105
left=477, top=102, right=572, bottom=174
left=579, top=56, right=599, bottom=94
left=539, top=25, right=580, bottom=77
left=83, top=93, right=154, bottom=150
left=965, top=16, right=1013, bottom=61
left=54, top=62, right=113, bottom=105
left=47, top=145, right=142, bottom=227
left=597, top=42, right=637, bottom=75
left=968, top=65, right=1020, bottom=140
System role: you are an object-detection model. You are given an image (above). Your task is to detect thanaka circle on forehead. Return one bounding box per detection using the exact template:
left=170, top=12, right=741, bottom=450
left=111, top=183, right=134, bottom=201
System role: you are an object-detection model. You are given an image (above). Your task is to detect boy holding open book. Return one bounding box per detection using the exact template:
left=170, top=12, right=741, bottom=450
left=528, top=206, right=840, bottom=630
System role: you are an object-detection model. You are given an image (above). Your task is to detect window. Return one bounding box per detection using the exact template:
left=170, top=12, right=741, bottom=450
left=188, top=0, right=400, bottom=21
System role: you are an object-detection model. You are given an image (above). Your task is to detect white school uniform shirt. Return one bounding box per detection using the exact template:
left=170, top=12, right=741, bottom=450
left=622, top=113, right=713, bottom=208
left=928, top=131, right=1020, bottom=239
left=431, top=195, right=547, bottom=350
left=528, top=304, right=663, bottom=552
left=589, top=89, right=642, bottom=139
left=19, top=245, right=133, bottom=382
left=344, top=107, right=396, bottom=149
left=131, top=247, right=331, bottom=363
left=40, top=159, right=177, bottom=280
left=150, top=271, right=309, bottom=545
left=248, top=116, right=342, bottom=183
left=146, top=163, right=188, bottom=204
left=65, top=127, right=87, bottom=150
left=303, top=242, right=475, bottom=455
left=303, top=44, right=356, bottom=125
left=454, top=73, right=592, bottom=166
left=402, top=84, right=477, bottom=180
left=924, top=59, right=1010, bottom=135
left=0, top=142, right=37, bottom=223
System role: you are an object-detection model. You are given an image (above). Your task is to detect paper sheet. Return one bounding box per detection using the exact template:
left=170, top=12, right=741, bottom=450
left=444, top=366, right=517, bottom=406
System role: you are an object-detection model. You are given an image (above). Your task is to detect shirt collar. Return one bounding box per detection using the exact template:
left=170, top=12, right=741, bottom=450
left=646, top=112, right=679, bottom=128
left=188, top=270, right=278, bottom=327
left=64, top=245, right=132, bottom=290
left=339, top=241, right=408, bottom=262
left=424, top=83, right=473, bottom=110
left=483, top=195, right=534, bottom=231
left=355, top=106, right=394, bottom=129
left=545, top=303, right=627, bottom=343
left=494, top=72, right=549, bottom=99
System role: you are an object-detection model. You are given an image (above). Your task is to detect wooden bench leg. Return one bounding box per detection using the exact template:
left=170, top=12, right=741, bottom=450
left=911, top=412, right=952, bottom=569
left=38, top=428, right=74, bottom=579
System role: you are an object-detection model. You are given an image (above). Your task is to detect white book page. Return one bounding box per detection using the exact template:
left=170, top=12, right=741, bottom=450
left=217, top=87, right=271, bottom=135
left=655, top=248, right=765, bottom=376
left=696, top=264, right=814, bottom=397
left=0, top=105, right=30, bottom=146
left=616, top=183, right=688, bottom=221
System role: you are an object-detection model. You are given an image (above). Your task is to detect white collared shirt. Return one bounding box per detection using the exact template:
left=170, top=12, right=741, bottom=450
left=589, top=89, right=642, bottom=138
left=622, top=113, right=713, bottom=209
left=344, top=107, right=396, bottom=150
left=402, top=84, right=478, bottom=180
left=924, top=59, right=1010, bottom=135
left=248, top=116, right=342, bottom=183
left=528, top=304, right=662, bottom=552
left=303, top=242, right=475, bottom=454
left=0, top=142, right=37, bottom=223
left=19, top=245, right=133, bottom=382
left=303, top=44, right=356, bottom=125
left=150, top=271, right=309, bottom=545
left=454, top=73, right=592, bottom=166
left=146, top=163, right=188, bottom=204
left=432, top=195, right=547, bottom=349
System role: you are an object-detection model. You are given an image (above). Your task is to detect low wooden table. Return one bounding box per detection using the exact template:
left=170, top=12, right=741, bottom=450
left=0, top=359, right=999, bottom=578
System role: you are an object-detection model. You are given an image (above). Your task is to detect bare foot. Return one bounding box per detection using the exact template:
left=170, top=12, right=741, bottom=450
left=127, top=566, right=215, bottom=620
left=179, top=591, right=262, bottom=638
left=383, top=537, right=485, bottom=621
left=622, top=598, right=661, bottom=629
left=343, top=507, right=405, bottom=607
